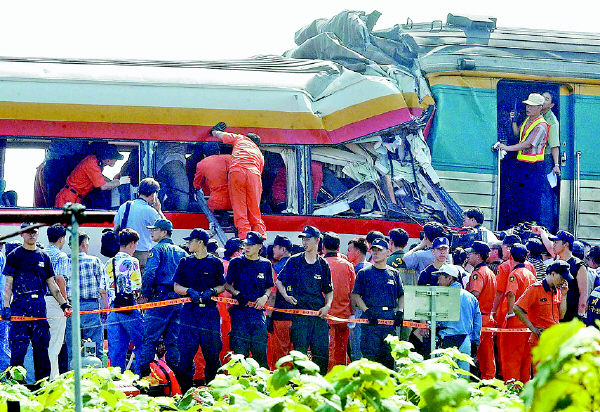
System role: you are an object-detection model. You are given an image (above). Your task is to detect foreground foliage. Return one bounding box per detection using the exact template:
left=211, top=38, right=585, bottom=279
left=1, top=320, right=598, bottom=411
left=178, top=337, right=524, bottom=411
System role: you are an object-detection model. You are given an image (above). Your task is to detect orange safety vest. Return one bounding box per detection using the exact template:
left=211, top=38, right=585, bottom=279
left=517, top=116, right=549, bottom=163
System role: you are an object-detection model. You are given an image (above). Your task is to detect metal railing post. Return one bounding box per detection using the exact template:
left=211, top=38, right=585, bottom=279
left=574, top=151, right=582, bottom=238
left=69, top=215, right=82, bottom=412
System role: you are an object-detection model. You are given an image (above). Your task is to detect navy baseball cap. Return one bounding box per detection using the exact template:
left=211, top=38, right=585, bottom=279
left=502, top=234, right=521, bottom=246
left=183, top=228, right=210, bottom=244
left=466, top=240, right=490, bottom=256
left=273, top=235, right=292, bottom=250
left=225, top=237, right=242, bottom=253
left=510, top=243, right=528, bottom=261
left=207, top=239, right=219, bottom=253
left=549, top=230, right=574, bottom=246
left=244, top=231, right=264, bottom=246
left=432, top=237, right=450, bottom=249
left=20, top=222, right=38, bottom=232
left=299, top=226, right=321, bottom=239
left=434, top=264, right=460, bottom=278
left=370, top=238, right=389, bottom=250
left=147, top=219, right=173, bottom=232
left=547, top=260, right=573, bottom=281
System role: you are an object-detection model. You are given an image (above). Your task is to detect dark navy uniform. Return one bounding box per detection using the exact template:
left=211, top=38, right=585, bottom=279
left=226, top=255, right=273, bottom=368
left=173, top=254, right=225, bottom=388
left=562, top=256, right=584, bottom=322
left=352, top=265, right=403, bottom=368
left=139, top=237, right=187, bottom=376
left=5, top=246, right=55, bottom=381
left=586, top=286, right=600, bottom=328
left=277, top=253, right=332, bottom=373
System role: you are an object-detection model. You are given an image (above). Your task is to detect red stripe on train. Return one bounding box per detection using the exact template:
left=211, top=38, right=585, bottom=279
left=0, top=108, right=422, bottom=145
left=0, top=209, right=422, bottom=237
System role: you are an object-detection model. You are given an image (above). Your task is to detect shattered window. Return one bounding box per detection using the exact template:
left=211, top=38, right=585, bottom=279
left=311, top=132, right=457, bottom=225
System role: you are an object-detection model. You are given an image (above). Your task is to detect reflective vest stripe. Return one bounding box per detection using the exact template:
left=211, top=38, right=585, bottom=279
left=517, top=116, right=549, bottom=163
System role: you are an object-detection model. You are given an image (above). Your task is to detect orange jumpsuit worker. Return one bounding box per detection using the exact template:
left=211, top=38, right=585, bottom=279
left=193, top=143, right=233, bottom=211
left=492, top=235, right=537, bottom=328
left=466, top=241, right=497, bottom=380
left=499, top=243, right=536, bottom=384
left=514, top=260, right=570, bottom=374
left=209, top=122, right=266, bottom=239
left=55, top=144, right=122, bottom=207
left=322, top=232, right=356, bottom=370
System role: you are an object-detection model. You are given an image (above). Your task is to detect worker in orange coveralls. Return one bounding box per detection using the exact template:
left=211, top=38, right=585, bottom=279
left=498, top=243, right=536, bottom=383
left=465, top=241, right=497, bottom=380
left=490, top=234, right=536, bottom=372
left=193, top=142, right=233, bottom=211
left=209, top=122, right=266, bottom=239
left=55, top=144, right=122, bottom=207
left=514, top=260, right=570, bottom=372
left=322, top=232, right=356, bottom=370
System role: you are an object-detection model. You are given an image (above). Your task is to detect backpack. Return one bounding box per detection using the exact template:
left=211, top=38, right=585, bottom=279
left=101, top=201, right=132, bottom=258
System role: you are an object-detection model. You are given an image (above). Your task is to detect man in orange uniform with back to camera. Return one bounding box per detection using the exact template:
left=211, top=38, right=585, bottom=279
left=322, top=231, right=356, bottom=370
left=514, top=260, right=570, bottom=374
left=499, top=243, right=536, bottom=383
left=465, top=240, right=497, bottom=380
left=193, top=142, right=233, bottom=211
left=55, top=143, right=123, bottom=208
left=209, top=122, right=266, bottom=239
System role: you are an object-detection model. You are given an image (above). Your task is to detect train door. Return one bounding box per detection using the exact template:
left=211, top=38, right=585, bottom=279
left=496, top=80, right=561, bottom=232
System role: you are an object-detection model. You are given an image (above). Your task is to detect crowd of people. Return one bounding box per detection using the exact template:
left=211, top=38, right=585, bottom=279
left=1, top=202, right=600, bottom=388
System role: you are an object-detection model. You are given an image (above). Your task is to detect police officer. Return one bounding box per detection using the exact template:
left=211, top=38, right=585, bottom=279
left=351, top=238, right=403, bottom=369
left=275, top=226, right=333, bottom=374
left=139, top=219, right=187, bottom=377
left=225, top=231, right=273, bottom=368
left=1, top=223, right=72, bottom=381
left=174, top=228, right=225, bottom=391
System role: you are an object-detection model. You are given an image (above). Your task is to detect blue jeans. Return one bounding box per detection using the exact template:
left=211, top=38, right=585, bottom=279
left=65, top=300, right=103, bottom=369
left=107, top=310, right=144, bottom=376
left=139, top=293, right=181, bottom=375
left=0, top=274, right=10, bottom=372
left=348, top=309, right=362, bottom=361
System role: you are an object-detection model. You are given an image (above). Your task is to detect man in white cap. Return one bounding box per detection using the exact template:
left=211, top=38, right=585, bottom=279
left=435, top=264, right=481, bottom=373
left=496, top=93, right=549, bottom=225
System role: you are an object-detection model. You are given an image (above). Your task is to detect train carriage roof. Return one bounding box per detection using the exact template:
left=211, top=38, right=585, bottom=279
left=0, top=55, right=429, bottom=145
left=395, top=14, right=600, bottom=80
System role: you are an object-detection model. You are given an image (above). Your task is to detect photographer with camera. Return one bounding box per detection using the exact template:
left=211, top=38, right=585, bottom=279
left=463, top=208, right=498, bottom=243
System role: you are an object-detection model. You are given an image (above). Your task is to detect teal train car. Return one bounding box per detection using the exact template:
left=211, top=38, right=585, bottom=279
left=400, top=14, right=600, bottom=243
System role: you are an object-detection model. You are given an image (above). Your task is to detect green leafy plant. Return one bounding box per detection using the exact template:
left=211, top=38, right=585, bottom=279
left=5, top=322, right=598, bottom=411
left=521, top=320, right=600, bottom=411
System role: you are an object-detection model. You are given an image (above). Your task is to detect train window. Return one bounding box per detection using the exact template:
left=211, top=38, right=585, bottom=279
left=35, top=138, right=137, bottom=210
left=4, top=146, right=46, bottom=207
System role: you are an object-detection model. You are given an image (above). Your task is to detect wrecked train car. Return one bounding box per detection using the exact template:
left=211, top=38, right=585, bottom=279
left=0, top=38, right=461, bottom=247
